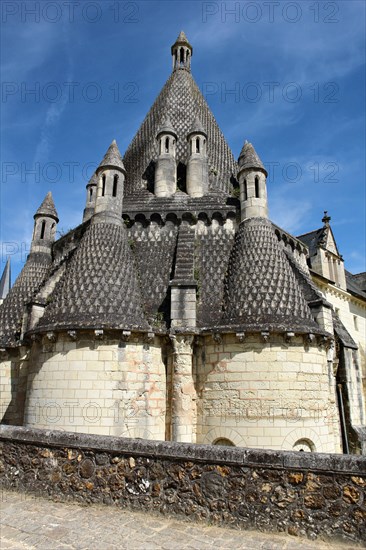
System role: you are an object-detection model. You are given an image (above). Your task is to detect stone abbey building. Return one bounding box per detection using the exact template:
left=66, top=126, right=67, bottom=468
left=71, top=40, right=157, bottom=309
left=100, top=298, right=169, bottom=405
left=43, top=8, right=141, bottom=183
left=0, top=33, right=365, bottom=454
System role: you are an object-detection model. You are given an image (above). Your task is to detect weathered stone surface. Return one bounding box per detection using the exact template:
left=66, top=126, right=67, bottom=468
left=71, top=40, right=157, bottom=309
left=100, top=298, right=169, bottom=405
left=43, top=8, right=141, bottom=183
left=0, top=426, right=365, bottom=544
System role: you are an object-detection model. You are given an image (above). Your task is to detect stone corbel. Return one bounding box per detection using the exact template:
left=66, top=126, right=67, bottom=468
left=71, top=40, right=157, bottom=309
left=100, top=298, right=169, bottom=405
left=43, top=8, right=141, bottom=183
left=46, top=331, right=56, bottom=342
left=67, top=330, right=77, bottom=341
left=212, top=333, right=222, bottom=345
left=236, top=332, right=245, bottom=343
left=261, top=331, right=270, bottom=342
left=94, top=329, right=104, bottom=340
left=121, top=330, right=131, bottom=342
left=306, top=333, right=315, bottom=344
left=19, top=346, right=30, bottom=361
left=145, top=332, right=155, bottom=344
left=285, top=332, right=295, bottom=343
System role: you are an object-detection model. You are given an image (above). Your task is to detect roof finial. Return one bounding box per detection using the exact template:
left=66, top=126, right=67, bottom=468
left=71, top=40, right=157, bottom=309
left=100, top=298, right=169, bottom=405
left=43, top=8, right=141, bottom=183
left=171, top=31, right=192, bottom=72
left=322, top=211, right=331, bottom=226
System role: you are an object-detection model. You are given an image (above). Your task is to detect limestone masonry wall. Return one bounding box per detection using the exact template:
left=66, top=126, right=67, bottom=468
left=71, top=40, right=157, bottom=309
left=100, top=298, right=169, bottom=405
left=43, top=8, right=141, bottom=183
left=0, top=426, right=365, bottom=544
left=23, top=335, right=166, bottom=439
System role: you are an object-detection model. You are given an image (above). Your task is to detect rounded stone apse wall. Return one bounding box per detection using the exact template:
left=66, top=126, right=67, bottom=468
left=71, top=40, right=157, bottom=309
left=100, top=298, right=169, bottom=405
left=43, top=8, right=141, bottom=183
left=23, top=334, right=166, bottom=439
left=196, top=334, right=342, bottom=453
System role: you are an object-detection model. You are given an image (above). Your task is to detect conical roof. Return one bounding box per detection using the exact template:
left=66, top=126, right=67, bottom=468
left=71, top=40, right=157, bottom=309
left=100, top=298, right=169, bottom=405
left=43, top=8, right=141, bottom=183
left=97, top=140, right=126, bottom=173
left=0, top=258, right=11, bottom=301
left=86, top=171, right=98, bottom=188
left=34, top=191, right=59, bottom=221
left=238, top=141, right=267, bottom=176
left=0, top=257, right=50, bottom=347
left=123, top=68, right=237, bottom=194
left=156, top=116, right=177, bottom=138
left=221, top=217, right=321, bottom=333
left=171, top=31, right=192, bottom=52
left=37, top=221, right=148, bottom=332
left=187, top=115, right=206, bottom=137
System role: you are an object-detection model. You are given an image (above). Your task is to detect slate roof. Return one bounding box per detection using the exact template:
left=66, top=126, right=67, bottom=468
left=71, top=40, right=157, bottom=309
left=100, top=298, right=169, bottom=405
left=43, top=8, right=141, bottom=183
left=220, top=217, right=322, bottom=333
left=297, top=227, right=326, bottom=257
left=35, top=191, right=59, bottom=221
left=0, top=258, right=11, bottom=301
left=238, top=141, right=267, bottom=176
left=97, top=140, right=126, bottom=173
left=332, top=312, right=358, bottom=349
left=37, top=221, right=148, bottom=332
left=345, top=270, right=366, bottom=300
left=123, top=65, right=237, bottom=195
left=0, top=257, right=51, bottom=347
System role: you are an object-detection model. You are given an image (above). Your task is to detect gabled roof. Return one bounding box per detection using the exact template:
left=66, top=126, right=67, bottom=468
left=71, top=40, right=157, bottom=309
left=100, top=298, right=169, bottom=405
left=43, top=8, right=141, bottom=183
left=297, top=228, right=327, bottom=257
left=345, top=270, right=366, bottom=300
left=35, top=192, right=59, bottom=222
left=123, top=65, right=237, bottom=195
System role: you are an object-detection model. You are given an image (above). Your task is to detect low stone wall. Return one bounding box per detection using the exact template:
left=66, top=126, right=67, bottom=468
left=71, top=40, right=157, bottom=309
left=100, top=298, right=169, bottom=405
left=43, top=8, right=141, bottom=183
left=0, top=426, right=365, bottom=544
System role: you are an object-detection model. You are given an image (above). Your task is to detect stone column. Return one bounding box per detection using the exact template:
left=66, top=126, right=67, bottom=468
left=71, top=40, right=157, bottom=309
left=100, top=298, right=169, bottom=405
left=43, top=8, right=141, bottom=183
left=170, top=334, right=196, bottom=443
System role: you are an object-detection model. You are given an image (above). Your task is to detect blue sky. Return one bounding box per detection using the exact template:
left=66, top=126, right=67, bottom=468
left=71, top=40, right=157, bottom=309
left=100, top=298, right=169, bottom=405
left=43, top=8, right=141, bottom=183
left=1, top=0, right=365, bottom=281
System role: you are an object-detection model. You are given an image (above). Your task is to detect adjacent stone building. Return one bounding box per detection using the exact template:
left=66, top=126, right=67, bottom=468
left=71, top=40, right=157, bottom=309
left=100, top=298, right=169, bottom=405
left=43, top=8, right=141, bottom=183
left=0, top=32, right=365, bottom=454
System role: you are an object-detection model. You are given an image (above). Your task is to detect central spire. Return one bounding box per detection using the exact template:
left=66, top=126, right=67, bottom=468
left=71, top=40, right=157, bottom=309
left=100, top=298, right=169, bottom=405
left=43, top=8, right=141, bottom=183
left=171, top=31, right=192, bottom=71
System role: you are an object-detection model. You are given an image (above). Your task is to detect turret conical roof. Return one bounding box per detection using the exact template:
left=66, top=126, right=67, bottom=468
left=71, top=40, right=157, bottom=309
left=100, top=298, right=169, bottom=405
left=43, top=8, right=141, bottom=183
left=187, top=115, right=207, bottom=137
left=86, top=171, right=98, bottom=188
left=156, top=116, right=177, bottom=138
left=34, top=191, right=59, bottom=222
left=0, top=258, right=11, bottom=301
left=238, top=141, right=267, bottom=176
left=171, top=31, right=192, bottom=52
left=97, top=140, right=126, bottom=174
left=221, top=217, right=322, bottom=333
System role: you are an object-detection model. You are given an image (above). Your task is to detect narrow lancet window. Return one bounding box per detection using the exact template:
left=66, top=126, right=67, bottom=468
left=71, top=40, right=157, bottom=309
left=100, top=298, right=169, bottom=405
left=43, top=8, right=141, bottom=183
left=243, top=179, right=248, bottom=201
left=112, top=174, right=118, bottom=197
left=102, top=175, right=106, bottom=196
left=165, top=137, right=169, bottom=153
left=255, top=176, right=260, bottom=198
left=40, top=220, right=46, bottom=240
left=196, top=137, right=200, bottom=153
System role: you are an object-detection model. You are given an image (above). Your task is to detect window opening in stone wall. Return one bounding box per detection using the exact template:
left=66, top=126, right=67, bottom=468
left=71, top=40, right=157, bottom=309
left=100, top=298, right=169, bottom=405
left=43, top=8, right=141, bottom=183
left=353, top=315, right=358, bottom=331
left=292, top=438, right=315, bottom=452
left=165, top=137, right=169, bottom=153
left=196, top=137, right=200, bottom=153
left=90, top=187, right=93, bottom=200
left=180, top=47, right=184, bottom=64
left=255, top=176, right=260, bottom=198
left=112, top=174, right=118, bottom=197
left=102, top=175, right=106, bottom=196
left=213, top=438, right=235, bottom=446
left=243, top=179, right=247, bottom=201
left=40, top=220, right=46, bottom=239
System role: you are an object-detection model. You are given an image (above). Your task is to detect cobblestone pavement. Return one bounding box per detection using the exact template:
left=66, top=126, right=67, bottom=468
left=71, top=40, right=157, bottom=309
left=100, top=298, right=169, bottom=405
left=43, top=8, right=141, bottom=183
left=0, top=490, right=361, bottom=550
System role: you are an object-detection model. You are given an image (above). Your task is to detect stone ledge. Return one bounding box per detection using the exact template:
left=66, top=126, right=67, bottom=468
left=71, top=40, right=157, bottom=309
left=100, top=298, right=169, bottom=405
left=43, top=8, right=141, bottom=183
left=1, top=425, right=365, bottom=474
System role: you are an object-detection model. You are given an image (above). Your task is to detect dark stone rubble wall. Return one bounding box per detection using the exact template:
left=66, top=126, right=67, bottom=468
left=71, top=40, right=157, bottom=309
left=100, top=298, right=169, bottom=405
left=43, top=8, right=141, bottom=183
left=0, top=426, right=365, bottom=544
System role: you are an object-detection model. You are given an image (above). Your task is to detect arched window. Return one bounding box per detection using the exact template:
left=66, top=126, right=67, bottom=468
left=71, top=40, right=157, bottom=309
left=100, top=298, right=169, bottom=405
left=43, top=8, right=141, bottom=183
left=89, top=187, right=93, bottom=200
left=165, top=137, right=169, bottom=153
left=255, top=176, right=260, bottom=198
left=102, top=174, right=106, bottom=196
left=112, top=174, right=118, bottom=197
left=293, top=438, right=315, bottom=452
left=40, top=220, right=46, bottom=240
left=243, top=179, right=247, bottom=201
left=180, top=47, right=184, bottom=64
left=213, top=438, right=235, bottom=447
left=196, top=137, right=200, bottom=153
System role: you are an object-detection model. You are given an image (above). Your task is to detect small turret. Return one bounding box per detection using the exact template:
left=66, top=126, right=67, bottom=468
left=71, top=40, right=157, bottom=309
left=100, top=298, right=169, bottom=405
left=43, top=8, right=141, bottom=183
left=186, top=116, right=208, bottom=198
left=154, top=117, right=177, bottom=197
left=0, top=257, right=11, bottom=305
left=238, top=141, right=268, bottom=221
left=30, top=192, right=59, bottom=257
left=93, top=140, right=126, bottom=225
left=171, top=31, right=192, bottom=72
left=82, top=171, right=98, bottom=223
